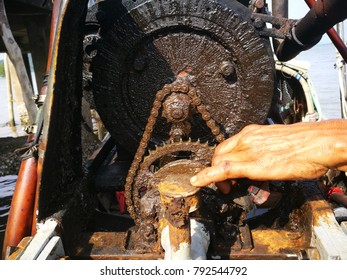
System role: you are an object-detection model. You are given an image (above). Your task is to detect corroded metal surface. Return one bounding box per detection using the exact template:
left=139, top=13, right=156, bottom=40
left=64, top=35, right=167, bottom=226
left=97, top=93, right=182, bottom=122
left=15, top=0, right=345, bottom=261
left=70, top=232, right=163, bottom=260
left=158, top=172, right=200, bottom=256
left=68, top=196, right=335, bottom=260
left=90, top=0, right=275, bottom=155
left=127, top=160, right=207, bottom=253
left=127, top=140, right=214, bottom=224
left=124, top=77, right=219, bottom=224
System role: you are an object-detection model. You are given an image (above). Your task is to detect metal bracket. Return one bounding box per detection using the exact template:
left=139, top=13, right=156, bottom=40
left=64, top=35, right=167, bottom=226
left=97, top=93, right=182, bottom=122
left=251, top=13, right=296, bottom=39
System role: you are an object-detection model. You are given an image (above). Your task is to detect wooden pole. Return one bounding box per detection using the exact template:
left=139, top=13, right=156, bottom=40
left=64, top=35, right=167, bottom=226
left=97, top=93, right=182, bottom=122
left=4, top=54, right=15, bottom=128
left=336, top=22, right=347, bottom=119
left=0, top=0, right=37, bottom=124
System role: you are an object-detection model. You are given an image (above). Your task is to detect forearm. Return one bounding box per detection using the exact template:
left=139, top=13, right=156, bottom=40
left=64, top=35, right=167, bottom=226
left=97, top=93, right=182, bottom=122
left=279, top=120, right=347, bottom=174
left=217, top=119, right=347, bottom=172
left=328, top=123, right=347, bottom=173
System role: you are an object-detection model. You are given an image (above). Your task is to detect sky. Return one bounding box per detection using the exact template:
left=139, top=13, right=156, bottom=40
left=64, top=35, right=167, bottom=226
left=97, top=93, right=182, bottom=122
left=267, top=0, right=347, bottom=44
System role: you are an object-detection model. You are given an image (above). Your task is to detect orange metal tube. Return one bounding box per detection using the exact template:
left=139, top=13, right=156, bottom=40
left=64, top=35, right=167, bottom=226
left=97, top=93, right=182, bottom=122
left=31, top=148, right=43, bottom=236
left=37, top=0, right=63, bottom=106
left=2, top=156, right=37, bottom=259
left=46, top=0, right=61, bottom=74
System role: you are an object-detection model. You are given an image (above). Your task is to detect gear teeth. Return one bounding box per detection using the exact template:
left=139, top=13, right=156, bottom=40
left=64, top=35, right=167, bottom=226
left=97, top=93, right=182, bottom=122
left=131, top=138, right=214, bottom=224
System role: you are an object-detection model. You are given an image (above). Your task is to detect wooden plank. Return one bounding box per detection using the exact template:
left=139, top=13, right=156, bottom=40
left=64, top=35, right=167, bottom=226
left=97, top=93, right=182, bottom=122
left=36, top=236, right=65, bottom=260
left=311, top=213, right=347, bottom=259
left=18, top=219, right=59, bottom=260
left=341, top=222, right=347, bottom=235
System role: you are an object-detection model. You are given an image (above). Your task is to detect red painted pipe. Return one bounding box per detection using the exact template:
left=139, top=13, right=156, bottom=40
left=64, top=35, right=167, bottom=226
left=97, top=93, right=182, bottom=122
left=2, top=156, right=37, bottom=259
left=37, top=0, right=63, bottom=106
left=304, top=0, right=347, bottom=62
left=31, top=0, right=63, bottom=236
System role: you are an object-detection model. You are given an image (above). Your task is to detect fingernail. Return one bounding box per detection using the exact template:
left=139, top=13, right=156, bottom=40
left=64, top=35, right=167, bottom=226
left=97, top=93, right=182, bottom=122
left=190, top=176, right=197, bottom=184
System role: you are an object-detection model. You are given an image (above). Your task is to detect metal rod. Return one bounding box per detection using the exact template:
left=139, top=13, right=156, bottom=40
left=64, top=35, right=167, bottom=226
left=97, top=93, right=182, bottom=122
left=272, top=0, right=288, bottom=18
left=271, top=0, right=288, bottom=55
left=158, top=174, right=201, bottom=260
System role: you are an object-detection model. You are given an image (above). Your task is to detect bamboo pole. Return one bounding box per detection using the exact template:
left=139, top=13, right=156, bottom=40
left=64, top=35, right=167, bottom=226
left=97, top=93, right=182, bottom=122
left=4, top=54, right=15, bottom=128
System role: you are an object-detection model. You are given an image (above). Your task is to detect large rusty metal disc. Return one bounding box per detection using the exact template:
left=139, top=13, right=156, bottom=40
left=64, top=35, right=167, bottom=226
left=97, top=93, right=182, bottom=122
left=90, top=0, right=275, bottom=154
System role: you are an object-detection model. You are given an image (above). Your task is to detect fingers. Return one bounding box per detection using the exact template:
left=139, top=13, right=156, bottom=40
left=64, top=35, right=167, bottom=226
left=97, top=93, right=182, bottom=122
left=212, top=150, right=251, bottom=166
left=191, top=160, right=248, bottom=187
left=213, top=135, right=240, bottom=156
left=213, top=124, right=273, bottom=156
left=213, top=124, right=259, bottom=156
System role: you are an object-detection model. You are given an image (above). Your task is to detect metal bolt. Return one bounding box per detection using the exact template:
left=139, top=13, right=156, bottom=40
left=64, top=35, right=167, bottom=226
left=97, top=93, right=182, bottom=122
left=219, top=61, right=235, bottom=77
left=254, top=18, right=265, bottom=29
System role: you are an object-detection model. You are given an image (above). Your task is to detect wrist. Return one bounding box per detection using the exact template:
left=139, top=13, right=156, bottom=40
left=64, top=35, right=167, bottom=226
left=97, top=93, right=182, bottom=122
left=332, top=137, right=347, bottom=172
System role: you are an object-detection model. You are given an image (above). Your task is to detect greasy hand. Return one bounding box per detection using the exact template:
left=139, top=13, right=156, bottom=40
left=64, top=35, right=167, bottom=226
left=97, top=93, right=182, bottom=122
left=191, top=120, right=347, bottom=188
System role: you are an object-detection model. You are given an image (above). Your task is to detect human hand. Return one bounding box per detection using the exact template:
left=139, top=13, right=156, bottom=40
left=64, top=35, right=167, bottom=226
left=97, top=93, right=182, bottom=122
left=190, top=120, right=347, bottom=189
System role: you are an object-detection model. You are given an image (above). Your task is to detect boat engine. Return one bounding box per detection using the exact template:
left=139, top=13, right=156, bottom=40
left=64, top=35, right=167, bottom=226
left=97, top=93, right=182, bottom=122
left=70, top=0, right=347, bottom=260
left=82, top=0, right=278, bottom=257
left=8, top=0, right=347, bottom=260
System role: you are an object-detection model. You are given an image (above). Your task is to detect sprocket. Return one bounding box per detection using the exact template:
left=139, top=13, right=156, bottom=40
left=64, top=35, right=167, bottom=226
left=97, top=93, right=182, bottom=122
left=126, top=140, right=214, bottom=224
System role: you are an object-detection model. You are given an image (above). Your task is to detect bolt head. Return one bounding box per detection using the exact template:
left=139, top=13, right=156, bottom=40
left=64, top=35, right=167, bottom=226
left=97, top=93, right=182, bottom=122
left=220, top=61, right=235, bottom=77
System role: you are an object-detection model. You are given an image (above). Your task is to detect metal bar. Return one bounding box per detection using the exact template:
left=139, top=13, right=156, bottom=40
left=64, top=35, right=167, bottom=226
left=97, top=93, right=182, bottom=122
left=36, top=0, right=63, bottom=106
left=272, top=0, right=288, bottom=18
left=271, top=0, right=288, bottom=53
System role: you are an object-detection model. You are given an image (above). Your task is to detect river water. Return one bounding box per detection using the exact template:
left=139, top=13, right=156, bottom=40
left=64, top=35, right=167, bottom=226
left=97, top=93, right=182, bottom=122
left=0, top=43, right=345, bottom=256
left=0, top=175, right=17, bottom=257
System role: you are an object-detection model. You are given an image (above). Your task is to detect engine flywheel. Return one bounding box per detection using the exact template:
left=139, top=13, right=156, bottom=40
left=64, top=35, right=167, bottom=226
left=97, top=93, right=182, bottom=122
left=89, top=0, right=275, bottom=154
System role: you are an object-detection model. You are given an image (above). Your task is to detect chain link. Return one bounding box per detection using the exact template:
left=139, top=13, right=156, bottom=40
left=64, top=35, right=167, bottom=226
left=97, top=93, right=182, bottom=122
left=125, top=80, right=225, bottom=224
